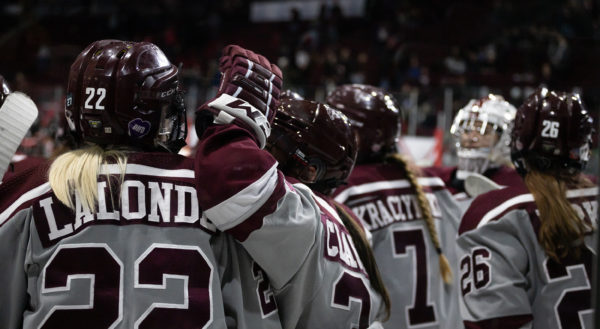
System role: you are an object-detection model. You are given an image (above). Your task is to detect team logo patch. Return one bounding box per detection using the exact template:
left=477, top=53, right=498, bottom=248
left=128, top=118, right=151, bottom=138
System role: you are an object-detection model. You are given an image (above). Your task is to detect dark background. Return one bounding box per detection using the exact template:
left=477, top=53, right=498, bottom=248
left=0, top=0, right=598, bottom=160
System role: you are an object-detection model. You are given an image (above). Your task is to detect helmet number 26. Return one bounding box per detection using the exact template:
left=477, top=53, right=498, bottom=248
left=84, top=87, right=107, bottom=110
left=541, top=120, right=560, bottom=138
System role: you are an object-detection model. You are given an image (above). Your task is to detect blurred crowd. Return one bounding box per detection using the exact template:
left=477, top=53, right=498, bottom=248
left=0, top=0, right=598, bottom=159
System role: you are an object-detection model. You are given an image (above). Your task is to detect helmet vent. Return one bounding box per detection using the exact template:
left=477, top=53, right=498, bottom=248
left=92, top=49, right=103, bottom=58
left=116, top=49, right=128, bottom=59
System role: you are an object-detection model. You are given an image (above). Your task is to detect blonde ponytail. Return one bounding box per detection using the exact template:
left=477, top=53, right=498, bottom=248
left=49, top=145, right=127, bottom=212
left=524, top=170, right=594, bottom=261
left=386, top=154, right=453, bottom=284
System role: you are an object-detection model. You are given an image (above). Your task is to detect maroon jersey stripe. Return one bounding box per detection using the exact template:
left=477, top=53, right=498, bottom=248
left=464, top=314, right=533, bottom=329
left=459, top=184, right=529, bottom=235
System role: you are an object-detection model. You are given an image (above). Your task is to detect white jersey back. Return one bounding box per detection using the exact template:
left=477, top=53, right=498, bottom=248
left=457, top=183, right=597, bottom=328
left=195, top=124, right=386, bottom=329
left=334, top=163, right=464, bottom=329
left=0, top=153, right=229, bottom=329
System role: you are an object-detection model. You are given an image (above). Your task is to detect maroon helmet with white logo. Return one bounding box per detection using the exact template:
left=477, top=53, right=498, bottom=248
left=511, top=87, right=594, bottom=175
left=66, top=39, right=186, bottom=153
left=326, top=84, right=401, bottom=164
left=0, top=75, right=11, bottom=107
left=267, top=98, right=357, bottom=194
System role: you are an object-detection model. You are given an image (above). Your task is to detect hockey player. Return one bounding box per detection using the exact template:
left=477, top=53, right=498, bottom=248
left=457, top=87, right=596, bottom=328
left=328, top=84, right=463, bottom=329
left=194, top=48, right=391, bottom=327
left=0, top=40, right=230, bottom=328
left=427, top=94, right=521, bottom=209
left=267, top=96, right=391, bottom=328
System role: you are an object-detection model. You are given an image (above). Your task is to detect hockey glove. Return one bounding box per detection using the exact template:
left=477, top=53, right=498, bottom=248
left=196, top=45, right=283, bottom=149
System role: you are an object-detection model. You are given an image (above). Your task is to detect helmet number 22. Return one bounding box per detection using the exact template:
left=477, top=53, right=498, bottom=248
left=84, top=87, right=107, bottom=110
left=541, top=120, right=560, bottom=138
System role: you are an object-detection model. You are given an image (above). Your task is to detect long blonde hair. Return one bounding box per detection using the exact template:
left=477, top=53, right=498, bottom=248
left=49, top=145, right=127, bottom=212
left=524, top=169, right=594, bottom=261
left=385, top=154, right=453, bottom=284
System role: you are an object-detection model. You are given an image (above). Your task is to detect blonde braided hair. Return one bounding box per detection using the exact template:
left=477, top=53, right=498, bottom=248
left=386, top=154, right=453, bottom=284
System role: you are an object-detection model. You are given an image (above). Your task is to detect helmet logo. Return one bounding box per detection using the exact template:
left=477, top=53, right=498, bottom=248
left=128, top=118, right=151, bottom=138
left=160, top=88, right=176, bottom=98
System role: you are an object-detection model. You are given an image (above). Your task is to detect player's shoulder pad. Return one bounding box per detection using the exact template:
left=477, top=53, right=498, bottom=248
left=0, top=158, right=51, bottom=226
left=489, top=165, right=523, bottom=187
left=128, top=151, right=195, bottom=171
left=458, top=184, right=532, bottom=235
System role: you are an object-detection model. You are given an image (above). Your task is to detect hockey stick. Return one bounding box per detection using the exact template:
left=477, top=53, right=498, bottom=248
left=464, top=172, right=502, bottom=198
left=0, top=92, right=38, bottom=180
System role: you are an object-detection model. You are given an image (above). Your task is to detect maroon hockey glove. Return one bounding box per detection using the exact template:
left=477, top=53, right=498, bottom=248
left=196, top=45, right=283, bottom=148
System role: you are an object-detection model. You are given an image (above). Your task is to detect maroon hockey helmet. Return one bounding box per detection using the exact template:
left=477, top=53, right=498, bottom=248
left=326, top=84, right=401, bottom=164
left=280, top=89, right=304, bottom=101
left=0, top=75, right=11, bottom=106
left=511, top=87, right=594, bottom=175
left=66, top=39, right=187, bottom=153
left=267, top=98, right=358, bottom=194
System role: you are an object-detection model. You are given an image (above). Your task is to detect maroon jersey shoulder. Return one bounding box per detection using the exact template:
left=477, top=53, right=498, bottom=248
left=0, top=157, right=50, bottom=215
left=349, top=163, right=408, bottom=185
left=488, top=166, right=523, bottom=187
left=334, top=163, right=408, bottom=198
left=459, top=183, right=531, bottom=235
left=3, top=156, right=48, bottom=182
left=335, top=162, right=448, bottom=199
left=422, top=165, right=460, bottom=194
left=0, top=151, right=202, bottom=234
left=422, top=165, right=455, bottom=185
left=127, top=152, right=194, bottom=170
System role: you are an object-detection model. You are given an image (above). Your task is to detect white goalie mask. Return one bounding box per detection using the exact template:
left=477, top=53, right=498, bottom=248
left=450, top=94, right=516, bottom=179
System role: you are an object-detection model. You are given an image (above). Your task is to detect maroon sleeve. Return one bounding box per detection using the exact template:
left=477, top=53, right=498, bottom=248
left=195, top=125, right=277, bottom=208
left=464, top=314, right=533, bottom=329
left=194, top=124, right=286, bottom=240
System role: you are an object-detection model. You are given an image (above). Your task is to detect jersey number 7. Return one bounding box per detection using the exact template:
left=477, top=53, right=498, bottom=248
left=393, top=227, right=437, bottom=326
